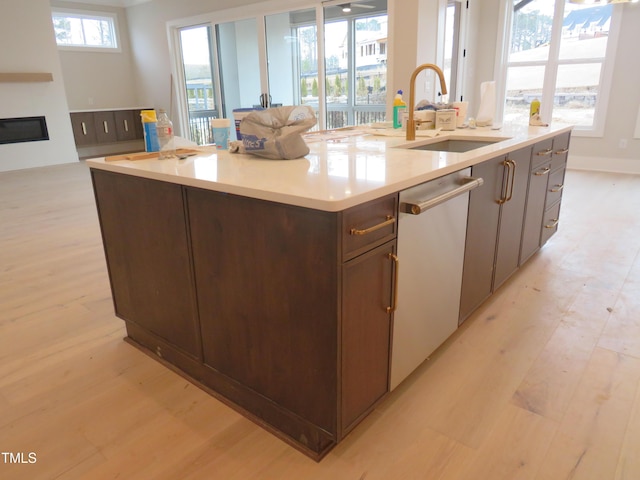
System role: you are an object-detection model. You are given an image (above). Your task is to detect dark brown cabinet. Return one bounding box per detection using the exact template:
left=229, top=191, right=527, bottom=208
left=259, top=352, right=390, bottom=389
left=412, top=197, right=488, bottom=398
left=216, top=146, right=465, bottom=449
left=339, top=194, right=397, bottom=435
left=70, top=109, right=147, bottom=158
left=186, top=188, right=339, bottom=449
left=70, top=112, right=97, bottom=146
left=114, top=110, right=138, bottom=141
left=93, top=111, right=118, bottom=144
left=460, top=132, right=570, bottom=323
left=341, top=240, right=395, bottom=433
left=542, top=132, right=570, bottom=244
left=520, top=132, right=571, bottom=262
left=459, top=146, right=532, bottom=323
left=91, top=168, right=397, bottom=460
left=91, top=170, right=201, bottom=358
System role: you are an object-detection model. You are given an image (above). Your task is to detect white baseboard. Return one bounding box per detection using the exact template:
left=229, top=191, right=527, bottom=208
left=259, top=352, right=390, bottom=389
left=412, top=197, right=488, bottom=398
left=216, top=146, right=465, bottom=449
left=567, top=155, right=640, bottom=175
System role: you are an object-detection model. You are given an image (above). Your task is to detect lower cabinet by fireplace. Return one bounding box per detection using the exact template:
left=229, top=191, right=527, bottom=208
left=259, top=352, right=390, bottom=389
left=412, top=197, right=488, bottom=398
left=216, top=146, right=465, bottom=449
left=90, top=168, right=397, bottom=460
left=71, top=109, right=146, bottom=158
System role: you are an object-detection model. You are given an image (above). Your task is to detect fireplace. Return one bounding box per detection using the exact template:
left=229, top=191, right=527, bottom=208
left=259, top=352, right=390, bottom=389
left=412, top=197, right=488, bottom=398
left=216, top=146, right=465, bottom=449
left=0, top=116, right=49, bottom=145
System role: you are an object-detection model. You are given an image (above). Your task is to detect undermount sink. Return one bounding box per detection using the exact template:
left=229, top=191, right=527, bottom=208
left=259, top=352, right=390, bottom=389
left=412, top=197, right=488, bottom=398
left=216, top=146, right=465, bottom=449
left=398, top=137, right=510, bottom=153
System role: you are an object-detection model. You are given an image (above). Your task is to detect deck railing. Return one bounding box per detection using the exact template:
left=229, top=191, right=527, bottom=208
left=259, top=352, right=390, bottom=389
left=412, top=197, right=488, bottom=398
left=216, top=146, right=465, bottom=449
left=187, top=106, right=386, bottom=145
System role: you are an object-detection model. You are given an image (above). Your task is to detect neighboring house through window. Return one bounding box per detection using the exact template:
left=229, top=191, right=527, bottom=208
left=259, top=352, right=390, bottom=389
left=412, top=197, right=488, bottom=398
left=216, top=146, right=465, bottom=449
left=499, top=0, right=621, bottom=135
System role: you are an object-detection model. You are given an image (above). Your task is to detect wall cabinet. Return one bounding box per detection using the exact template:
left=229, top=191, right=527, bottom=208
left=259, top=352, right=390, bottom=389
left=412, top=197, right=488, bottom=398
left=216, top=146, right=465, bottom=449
left=459, top=146, right=532, bottom=323
left=91, top=168, right=397, bottom=460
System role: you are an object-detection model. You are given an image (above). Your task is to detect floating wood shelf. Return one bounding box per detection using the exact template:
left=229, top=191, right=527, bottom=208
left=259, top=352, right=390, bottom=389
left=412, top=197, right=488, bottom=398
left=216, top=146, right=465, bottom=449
left=0, top=73, right=54, bottom=83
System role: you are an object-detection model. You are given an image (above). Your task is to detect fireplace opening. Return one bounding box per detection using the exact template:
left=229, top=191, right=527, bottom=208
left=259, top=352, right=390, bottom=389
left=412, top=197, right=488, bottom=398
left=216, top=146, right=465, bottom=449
left=0, top=116, right=49, bottom=145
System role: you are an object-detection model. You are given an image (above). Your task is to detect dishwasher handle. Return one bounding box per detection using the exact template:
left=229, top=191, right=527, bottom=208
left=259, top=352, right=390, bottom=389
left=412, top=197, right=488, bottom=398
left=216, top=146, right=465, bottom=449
left=401, top=176, right=484, bottom=215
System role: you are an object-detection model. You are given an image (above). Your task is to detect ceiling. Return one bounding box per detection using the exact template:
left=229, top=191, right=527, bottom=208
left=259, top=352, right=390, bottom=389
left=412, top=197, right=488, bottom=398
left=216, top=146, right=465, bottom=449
left=58, top=0, right=152, bottom=7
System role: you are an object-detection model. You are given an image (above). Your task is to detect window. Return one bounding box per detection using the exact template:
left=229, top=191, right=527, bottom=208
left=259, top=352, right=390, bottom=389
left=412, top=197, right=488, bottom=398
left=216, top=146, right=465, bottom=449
left=322, top=3, right=388, bottom=128
left=501, top=0, right=620, bottom=134
left=52, top=10, right=119, bottom=50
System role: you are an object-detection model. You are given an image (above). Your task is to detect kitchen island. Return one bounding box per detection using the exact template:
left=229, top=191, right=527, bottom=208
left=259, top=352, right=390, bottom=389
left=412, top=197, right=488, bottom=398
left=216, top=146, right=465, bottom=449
left=87, top=123, right=572, bottom=460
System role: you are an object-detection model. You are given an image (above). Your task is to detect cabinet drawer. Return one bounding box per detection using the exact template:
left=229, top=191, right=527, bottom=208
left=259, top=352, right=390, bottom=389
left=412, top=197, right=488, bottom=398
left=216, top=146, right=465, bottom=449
left=94, top=111, right=118, bottom=144
left=545, top=168, right=566, bottom=208
left=70, top=112, right=97, bottom=146
left=531, top=138, right=553, bottom=169
left=541, top=202, right=561, bottom=245
left=551, top=133, right=570, bottom=172
left=342, top=194, right=397, bottom=260
left=115, top=110, right=137, bottom=141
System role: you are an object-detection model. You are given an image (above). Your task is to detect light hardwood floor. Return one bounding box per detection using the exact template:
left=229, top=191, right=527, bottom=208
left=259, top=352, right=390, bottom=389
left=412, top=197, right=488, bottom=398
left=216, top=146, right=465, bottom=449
left=1, top=161, right=640, bottom=479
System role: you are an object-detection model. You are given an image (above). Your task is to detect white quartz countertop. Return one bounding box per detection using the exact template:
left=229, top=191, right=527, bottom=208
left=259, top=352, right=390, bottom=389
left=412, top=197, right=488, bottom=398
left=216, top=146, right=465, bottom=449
left=85, top=123, right=573, bottom=212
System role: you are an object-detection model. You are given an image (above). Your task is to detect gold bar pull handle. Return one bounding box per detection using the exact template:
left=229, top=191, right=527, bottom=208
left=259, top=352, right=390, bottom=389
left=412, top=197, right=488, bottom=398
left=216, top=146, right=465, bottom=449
left=534, top=167, right=551, bottom=176
left=350, top=215, right=395, bottom=236
left=401, top=176, right=484, bottom=214
left=506, top=159, right=516, bottom=203
left=103, top=121, right=109, bottom=134
left=554, top=148, right=569, bottom=155
left=498, top=160, right=513, bottom=204
left=550, top=183, right=564, bottom=193
left=536, top=148, right=552, bottom=157
left=386, top=253, right=399, bottom=313
left=81, top=121, right=87, bottom=135
left=124, top=119, right=129, bottom=132
left=545, top=218, right=559, bottom=229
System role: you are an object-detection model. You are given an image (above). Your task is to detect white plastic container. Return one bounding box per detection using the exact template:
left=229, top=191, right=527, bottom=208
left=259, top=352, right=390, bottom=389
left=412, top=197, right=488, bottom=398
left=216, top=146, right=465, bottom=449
left=435, top=109, right=456, bottom=131
left=210, top=118, right=230, bottom=150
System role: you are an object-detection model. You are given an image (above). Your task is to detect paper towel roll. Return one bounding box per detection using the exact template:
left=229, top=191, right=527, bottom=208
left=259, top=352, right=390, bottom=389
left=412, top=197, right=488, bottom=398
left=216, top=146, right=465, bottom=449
left=476, top=81, right=496, bottom=127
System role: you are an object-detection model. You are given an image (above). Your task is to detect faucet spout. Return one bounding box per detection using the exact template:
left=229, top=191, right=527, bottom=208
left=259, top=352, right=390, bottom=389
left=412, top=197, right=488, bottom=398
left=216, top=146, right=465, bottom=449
left=406, top=64, right=448, bottom=141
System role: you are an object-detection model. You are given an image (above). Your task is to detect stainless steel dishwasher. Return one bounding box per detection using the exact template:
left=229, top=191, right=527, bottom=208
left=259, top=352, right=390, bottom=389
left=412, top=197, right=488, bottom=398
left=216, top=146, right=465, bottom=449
left=390, top=168, right=483, bottom=390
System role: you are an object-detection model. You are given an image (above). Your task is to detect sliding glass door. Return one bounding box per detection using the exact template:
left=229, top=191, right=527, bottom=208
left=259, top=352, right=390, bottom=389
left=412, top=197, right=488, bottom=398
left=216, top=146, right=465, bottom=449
left=172, top=1, right=388, bottom=142
left=216, top=17, right=262, bottom=138
left=178, top=25, right=219, bottom=145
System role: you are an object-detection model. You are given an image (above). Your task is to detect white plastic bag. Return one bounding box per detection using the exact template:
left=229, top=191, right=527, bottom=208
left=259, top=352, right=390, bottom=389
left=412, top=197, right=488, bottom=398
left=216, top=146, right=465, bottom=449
left=237, top=106, right=316, bottom=160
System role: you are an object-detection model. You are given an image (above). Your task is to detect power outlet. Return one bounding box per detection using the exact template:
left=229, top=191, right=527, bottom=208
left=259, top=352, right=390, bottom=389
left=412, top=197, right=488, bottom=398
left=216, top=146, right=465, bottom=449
left=618, top=138, right=628, bottom=149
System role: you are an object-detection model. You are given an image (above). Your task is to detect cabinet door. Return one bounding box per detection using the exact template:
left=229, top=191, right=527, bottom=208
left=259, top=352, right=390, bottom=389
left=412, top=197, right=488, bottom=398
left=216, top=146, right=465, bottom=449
left=551, top=131, right=571, bottom=172
left=186, top=187, right=339, bottom=434
left=493, top=146, right=532, bottom=289
left=459, top=156, right=503, bottom=323
left=114, top=110, right=137, bottom=141
left=70, top=112, right=97, bottom=146
left=94, top=111, right=118, bottom=144
left=342, top=240, right=395, bottom=434
left=520, top=160, right=552, bottom=263
left=91, top=170, right=201, bottom=357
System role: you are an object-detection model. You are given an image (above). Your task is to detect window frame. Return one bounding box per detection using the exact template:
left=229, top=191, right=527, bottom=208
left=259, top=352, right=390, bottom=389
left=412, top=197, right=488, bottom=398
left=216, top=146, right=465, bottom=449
left=52, top=8, right=121, bottom=53
left=494, top=0, right=622, bottom=137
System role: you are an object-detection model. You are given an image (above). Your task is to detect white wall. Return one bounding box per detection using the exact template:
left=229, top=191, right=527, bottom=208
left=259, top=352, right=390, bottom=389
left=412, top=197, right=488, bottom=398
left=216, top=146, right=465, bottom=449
left=51, top=1, right=140, bottom=111
left=0, top=0, right=78, bottom=172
